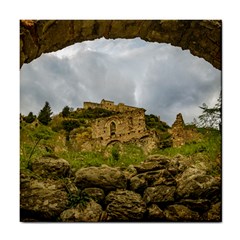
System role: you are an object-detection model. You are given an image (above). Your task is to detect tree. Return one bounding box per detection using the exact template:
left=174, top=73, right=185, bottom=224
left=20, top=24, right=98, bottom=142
left=62, top=105, right=71, bottom=118
left=198, top=92, right=222, bottom=130
left=38, top=101, right=53, bottom=125
left=24, top=112, right=36, bottom=123
left=62, top=119, right=80, bottom=141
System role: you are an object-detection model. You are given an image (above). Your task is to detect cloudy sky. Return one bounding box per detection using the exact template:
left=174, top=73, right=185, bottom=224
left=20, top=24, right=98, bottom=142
left=20, top=37, right=221, bottom=125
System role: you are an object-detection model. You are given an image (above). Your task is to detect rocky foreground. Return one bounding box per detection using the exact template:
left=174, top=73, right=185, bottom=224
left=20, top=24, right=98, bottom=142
left=20, top=154, right=221, bottom=222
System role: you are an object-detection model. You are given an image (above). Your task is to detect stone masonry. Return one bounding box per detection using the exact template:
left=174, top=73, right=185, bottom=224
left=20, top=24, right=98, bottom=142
left=171, top=113, right=201, bottom=147
left=88, top=100, right=149, bottom=146
left=20, top=20, right=221, bottom=69
left=84, top=99, right=140, bottom=113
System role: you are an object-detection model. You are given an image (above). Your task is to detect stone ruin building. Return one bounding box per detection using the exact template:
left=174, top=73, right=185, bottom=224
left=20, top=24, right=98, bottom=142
left=83, top=99, right=150, bottom=146
left=170, top=113, right=201, bottom=147
left=84, top=99, right=140, bottom=113
left=79, top=100, right=200, bottom=150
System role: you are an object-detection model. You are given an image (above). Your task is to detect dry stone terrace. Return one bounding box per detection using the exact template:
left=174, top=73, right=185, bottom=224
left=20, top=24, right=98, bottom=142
left=20, top=154, right=221, bottom=222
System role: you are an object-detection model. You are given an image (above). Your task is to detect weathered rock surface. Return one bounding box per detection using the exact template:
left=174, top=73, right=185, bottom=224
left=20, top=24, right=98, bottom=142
left=134, top=161, right=166, bottom=173
left=207, top=202, right=221, bottom=221
left=31, top=156, right=70, bottom=178
left=105, top=190, right=147, bottom=221
left=164, top=204, right=200, bottom=221
left=130, top=169, right=176, bottom=193
left=179, top=199, right=211, bottom=213
left=146, top=154, right=170, bottom=165
left=147, top=204, right=165, bottom=221
left=20, top=154, right=221, bottom=222
left=81, top=188, right=105, bottom=204
left=171, top=113, right=201, bottom=147
left=20, top=20, right=221, bottom=70
left=20, top=178, right=69, bottom=221
left=60, top=199, right=102, bottom=222
left=176, top=167, right=221, bottom=201
left=75, top=165, right=127, bottom=191
left=123, top=164, right=138, bottom=180
left=143, top=185, right=176, bottom=204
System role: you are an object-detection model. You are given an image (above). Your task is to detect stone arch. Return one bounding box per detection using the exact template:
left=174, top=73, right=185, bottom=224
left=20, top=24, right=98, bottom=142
left=140, top=135, right=150, bottom=140
left=20, top=20, right=221, bottom=69
left=104, top=117, right=121, bottom=137
left=106, top=140, right=121, bottom=147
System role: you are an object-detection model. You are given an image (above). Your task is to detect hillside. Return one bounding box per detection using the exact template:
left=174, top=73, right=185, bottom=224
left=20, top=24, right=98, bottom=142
left=20, top=105, right=221, bottom=222
left=20, top=107, right=221, bottom=175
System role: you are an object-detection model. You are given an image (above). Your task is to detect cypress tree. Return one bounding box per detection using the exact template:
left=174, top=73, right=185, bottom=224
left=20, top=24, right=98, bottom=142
left=38, top=101, right=53, bottom=125
left=24, top=112, right=36, bottom=123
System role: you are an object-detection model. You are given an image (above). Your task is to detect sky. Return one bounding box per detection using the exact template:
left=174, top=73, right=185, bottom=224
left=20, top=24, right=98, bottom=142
left=20, top=37, right=221, bottom=126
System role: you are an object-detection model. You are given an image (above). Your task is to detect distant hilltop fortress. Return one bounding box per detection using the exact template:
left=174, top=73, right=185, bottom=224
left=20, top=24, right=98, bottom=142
left=83, top=99, right=145, bottom=113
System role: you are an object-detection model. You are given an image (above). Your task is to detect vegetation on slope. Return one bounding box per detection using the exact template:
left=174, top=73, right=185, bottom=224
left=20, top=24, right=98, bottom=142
left=20, top=102, right=221, bottom=177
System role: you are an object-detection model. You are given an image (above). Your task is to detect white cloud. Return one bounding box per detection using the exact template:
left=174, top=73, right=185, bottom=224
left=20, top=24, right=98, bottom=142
left=20, top=38, right=221, bottom=125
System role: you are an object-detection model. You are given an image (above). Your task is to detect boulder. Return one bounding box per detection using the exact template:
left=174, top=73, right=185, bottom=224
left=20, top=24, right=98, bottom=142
left=147, top=204, right=165, bottom=221
left=179, top=199, right=211, bottom=213
left=123, top=164, right=138, bottom=180
left=143, top=185, right=176, bottom=204
left=60, top=199, right=102, bottom=222
left=207, top=202, right=221, bottom=221
left=134, top=161, right=165, bottom=173
left=75, top=165, right=127, bottom=191
left=64, top=180, right=79, bottom=195
left=130, top=169, right=176, bottom=193
left=82, top=188, right=105, bottom=204
left=105, top=189, right=147, bottom=221
left=164, top=204, right=200, bottom=221
left=31, top=156, right=70, bottom=178
left=172, top=154, right=189, bottom=173
left=176, top=167, right=221, bottom=201
left=99, top=211, right=108, bottom=222
left=129, top=174, right=148, bottom=193
left=145, top=154, right=170, bottom=165
left=20, top=178, right=69, bottom=221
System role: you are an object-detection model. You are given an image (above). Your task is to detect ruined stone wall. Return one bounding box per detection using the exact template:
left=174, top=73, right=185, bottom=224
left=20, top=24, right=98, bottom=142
left=20, top=154, right=221, bottom=222
left=83, top=102, right=101, bottom=109
left=171, top=113, right=201, bottom=147
left=92, top=109, right=147, bottom=145
left=84, top=99, right=140, bottom=113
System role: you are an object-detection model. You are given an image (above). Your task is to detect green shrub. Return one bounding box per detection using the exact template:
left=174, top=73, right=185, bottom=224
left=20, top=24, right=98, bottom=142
left=67, top=190, right=90, bottom=208
left=111, top=146, right=120, bottom=161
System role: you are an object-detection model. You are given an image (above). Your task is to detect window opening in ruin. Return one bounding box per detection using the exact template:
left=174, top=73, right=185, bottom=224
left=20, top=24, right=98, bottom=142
left=129, top=117, right=133, bottom=125
left=110, top=122, right=116, bottom=136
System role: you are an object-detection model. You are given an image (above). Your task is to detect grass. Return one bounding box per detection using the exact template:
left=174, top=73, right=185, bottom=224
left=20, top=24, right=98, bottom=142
left=20, top=128, right=147, bottom=170
left=151, top=128, right=221, bottom=176
left=20, top=121, right=221, bottom=176
left=58, top=143, right=146, bottom=170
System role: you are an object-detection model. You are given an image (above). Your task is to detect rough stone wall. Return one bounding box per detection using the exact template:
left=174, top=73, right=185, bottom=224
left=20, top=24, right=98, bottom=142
left=171, top=113, right=200, bottom=147
left=20, top=155, right=221, bottom=222
left=92, top=109, right=147, bottom=145
left=84, top=99, right=139, bottom=113
left=83, top=102, right=101, bottom=109
left=20, top=20, right=221, bottom=70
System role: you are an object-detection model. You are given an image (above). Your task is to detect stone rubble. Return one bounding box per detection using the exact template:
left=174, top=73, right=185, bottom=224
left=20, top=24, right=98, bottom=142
left=20, top=154, right=221, bottom=222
